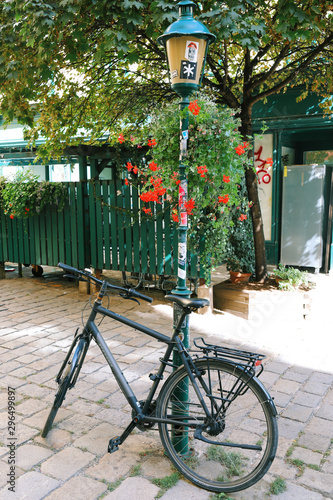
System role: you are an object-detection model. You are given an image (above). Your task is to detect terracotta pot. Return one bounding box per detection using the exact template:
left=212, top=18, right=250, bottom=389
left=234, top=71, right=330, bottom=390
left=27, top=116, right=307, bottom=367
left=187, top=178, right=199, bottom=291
left=229, top=271, right=251, bottom=284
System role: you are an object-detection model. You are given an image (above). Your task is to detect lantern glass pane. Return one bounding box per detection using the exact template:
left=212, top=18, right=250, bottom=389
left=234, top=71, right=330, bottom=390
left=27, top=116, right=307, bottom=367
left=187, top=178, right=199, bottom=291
left=166, top=36, right=207, bottom=87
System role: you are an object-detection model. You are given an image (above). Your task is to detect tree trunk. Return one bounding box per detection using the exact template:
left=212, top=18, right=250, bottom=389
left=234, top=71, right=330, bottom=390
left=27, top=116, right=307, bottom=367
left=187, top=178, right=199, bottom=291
left=240, top=105, right=267, bottom=282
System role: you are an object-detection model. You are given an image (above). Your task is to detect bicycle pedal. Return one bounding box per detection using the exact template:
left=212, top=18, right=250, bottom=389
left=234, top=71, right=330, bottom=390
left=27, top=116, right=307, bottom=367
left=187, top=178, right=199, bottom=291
left=108, top=436, right=121, bottom=453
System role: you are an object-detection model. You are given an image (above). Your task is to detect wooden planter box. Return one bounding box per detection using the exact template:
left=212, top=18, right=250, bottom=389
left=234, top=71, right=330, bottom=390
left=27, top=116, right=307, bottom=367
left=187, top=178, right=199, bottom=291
left=213, top=281, right=310, bottom=320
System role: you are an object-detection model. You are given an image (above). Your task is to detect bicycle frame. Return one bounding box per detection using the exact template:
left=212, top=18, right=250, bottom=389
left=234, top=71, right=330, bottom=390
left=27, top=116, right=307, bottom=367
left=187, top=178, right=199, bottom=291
left=59, top=281, right=212, bottom=442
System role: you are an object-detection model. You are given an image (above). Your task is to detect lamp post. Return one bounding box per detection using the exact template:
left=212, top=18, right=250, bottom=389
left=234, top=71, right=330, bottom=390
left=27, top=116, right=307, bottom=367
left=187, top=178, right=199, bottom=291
left=158, top=1, right=215, bottom=348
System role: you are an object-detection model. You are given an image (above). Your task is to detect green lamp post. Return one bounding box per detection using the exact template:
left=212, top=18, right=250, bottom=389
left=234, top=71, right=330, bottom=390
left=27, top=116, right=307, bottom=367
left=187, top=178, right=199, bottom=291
left=158, top=0, right=215, bottom=337
left=158, top=1, right=215, bottom=454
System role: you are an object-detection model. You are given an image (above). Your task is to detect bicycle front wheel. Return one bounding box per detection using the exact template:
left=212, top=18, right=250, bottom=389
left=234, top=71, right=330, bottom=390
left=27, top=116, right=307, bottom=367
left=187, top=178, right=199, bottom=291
left=41, top=337, right=87, bottom=437
left=157, top=359, right=278, bottom=493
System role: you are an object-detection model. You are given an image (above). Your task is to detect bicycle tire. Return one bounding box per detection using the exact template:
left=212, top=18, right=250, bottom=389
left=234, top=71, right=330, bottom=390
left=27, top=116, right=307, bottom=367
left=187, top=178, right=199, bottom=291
left=41, top=337, right=86, bottom=437
left=157, top=359, right=278, bottom=493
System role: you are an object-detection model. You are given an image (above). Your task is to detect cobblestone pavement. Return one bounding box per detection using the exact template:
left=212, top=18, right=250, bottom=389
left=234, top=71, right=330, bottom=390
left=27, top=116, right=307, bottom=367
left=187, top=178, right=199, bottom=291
left=0, top=265, right=332, bottom=500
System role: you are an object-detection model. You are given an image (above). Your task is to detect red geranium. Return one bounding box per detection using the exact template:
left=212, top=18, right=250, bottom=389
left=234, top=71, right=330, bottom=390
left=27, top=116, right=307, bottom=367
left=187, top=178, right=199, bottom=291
left=218, top=194, right=229, bottom=204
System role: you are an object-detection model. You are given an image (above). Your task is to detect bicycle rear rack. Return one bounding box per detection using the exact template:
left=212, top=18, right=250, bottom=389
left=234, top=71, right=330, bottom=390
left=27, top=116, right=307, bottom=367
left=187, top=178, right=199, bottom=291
left=192, top=337, right=265, bottom=378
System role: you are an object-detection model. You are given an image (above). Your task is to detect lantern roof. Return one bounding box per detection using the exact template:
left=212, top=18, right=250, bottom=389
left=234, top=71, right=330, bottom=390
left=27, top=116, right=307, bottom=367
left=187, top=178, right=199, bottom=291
left=157, top=0, right=216, bottom=47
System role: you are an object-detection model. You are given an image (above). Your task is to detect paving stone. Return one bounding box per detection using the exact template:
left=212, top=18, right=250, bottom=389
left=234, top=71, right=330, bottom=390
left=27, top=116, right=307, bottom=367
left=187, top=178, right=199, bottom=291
left=16, top=398, right=48, bottom=416
left=315, top=403, right=333, bottom=421
left=16, top=383, right=50, bottom=398
left=277, top=416, right=305, bottom=439
left=307, top=372, right=333, bottom=385
left=303, top=381, right=329, bottom=396
left=73, top=422, right=120, bottom=455
left=273, top=481, right=324, bottom=499
left=40, top=446, right=95, bottom=480
left=140, top=455, right=173, bottom=478
left=13, top=423, right=40, bottom=445
left=85, top=451, right=139, bottom=482
left=67, top=399, right=104, bottom=416
left=322, top=453, right=333, bottom=474
left=300, top=468, right=333, bottom=495
left=104, top=476, right=159, bottom=500
left=16, top=444, right=54, bottom=470
left=293, top=392, right=322, bottom=408
left=264, top=361, right=289, bottom=374
left=0, top=461, right=25, bottom=488
left=276, top=436, right=293, bottom=458
left=283, top=369, right=311, bottom=383
left=35, top=428, right=73, bottom=450
left=0, top=471, right=60, bottom=500
left=80, top=387, right=110, bottom=403
left=44, top=475, right=108, bottom=500
left=57, top=413, right=100, bottom=436
left=23, top=407, right=73, bottom=430
left=158, top=479, right=211, bottom=499
left=305, top=417, right=333, bottom=437
left=298, top=432, right=332, bottom=453
left=282, top=403, right=313, bottom=422
left=259, top=370, right=282, bottom=387
left=273, top=379, right=302, bottom=395
left=291, top=446, right=323, bottom=466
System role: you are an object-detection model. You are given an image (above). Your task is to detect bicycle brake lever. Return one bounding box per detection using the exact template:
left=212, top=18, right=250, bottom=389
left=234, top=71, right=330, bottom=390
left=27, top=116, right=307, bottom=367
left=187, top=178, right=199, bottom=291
left=119, top=292, right=140, bottom=305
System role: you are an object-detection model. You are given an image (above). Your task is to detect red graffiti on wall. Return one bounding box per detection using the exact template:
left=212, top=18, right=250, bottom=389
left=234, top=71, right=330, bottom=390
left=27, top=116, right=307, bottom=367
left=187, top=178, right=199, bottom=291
left=254, top=146, right=272, bottom=184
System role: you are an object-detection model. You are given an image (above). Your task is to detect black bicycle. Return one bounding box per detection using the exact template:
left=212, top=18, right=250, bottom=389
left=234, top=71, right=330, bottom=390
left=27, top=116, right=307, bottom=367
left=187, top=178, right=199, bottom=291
left=42, top=263, right=278, bottom=494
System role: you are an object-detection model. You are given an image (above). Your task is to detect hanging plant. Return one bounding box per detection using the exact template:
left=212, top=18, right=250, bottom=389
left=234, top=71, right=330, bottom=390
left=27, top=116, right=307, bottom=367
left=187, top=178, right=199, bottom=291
left=112, top=94, right=255, bottom=276
left=0, top=169, right=67, bottom=219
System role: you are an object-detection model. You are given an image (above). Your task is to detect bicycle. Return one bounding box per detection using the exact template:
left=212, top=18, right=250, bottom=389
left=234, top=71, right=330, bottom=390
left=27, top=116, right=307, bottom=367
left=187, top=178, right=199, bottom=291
left=42, top=263, right=278, bottom=494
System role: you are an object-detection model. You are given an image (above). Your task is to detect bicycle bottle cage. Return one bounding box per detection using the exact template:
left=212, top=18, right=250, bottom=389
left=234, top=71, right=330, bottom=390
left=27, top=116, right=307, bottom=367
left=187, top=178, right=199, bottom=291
left=192, top=337, right=265, bottom=378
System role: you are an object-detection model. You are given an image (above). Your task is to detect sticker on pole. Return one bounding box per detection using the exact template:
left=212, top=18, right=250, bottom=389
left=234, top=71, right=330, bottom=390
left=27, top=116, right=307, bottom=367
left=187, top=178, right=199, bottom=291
left=180, top=61, right=197, bottom=80
left=178, top=268, right=186, bottom=280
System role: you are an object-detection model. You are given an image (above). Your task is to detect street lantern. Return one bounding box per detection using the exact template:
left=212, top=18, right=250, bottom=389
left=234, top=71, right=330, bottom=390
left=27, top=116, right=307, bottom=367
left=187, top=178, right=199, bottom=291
left=158, top=0, right=215, bottom=98
left=158, top=0, right=215, bottom=457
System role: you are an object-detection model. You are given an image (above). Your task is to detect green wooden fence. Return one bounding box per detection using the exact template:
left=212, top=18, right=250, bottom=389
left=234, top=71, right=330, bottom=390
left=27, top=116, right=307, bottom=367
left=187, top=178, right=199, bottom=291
left=0, top=180, right=202, bottom=279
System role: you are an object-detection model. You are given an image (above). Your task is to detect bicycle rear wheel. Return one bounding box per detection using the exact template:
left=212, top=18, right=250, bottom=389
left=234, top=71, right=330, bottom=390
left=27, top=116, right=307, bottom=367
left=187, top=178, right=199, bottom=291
left=157, top=359, right=278, bottom=493
left=41, top=337, right=87, bottom=437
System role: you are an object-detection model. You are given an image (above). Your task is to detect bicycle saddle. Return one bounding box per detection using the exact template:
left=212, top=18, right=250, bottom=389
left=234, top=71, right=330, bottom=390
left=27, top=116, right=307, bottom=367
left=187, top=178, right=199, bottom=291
left=165, top=295, right=210, bottom=310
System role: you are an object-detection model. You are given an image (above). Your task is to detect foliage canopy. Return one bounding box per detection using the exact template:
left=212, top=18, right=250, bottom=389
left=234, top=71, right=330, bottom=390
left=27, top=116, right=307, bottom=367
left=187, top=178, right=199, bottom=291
left=0, top=0, right=332, bottom=156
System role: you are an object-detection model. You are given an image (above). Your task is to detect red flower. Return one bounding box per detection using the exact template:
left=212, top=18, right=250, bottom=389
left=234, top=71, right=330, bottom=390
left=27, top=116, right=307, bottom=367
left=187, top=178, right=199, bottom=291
left=133, top=166, right=138, bottom=174
left=235, top=144, right=245, bottom=155
left=188, top=99, right=201, bottom=116
left=10, top=214, right=14, bottom=219
left=218, top=194, right=229, bottom=204
left=172, top=212, right=179, bottom=223
left=149, top=161, right=159, bottom=171
left=238, top=214, right=247, bottom=221
left=184, top=198, right=195, bottom=215
left=223, top=175, right=230, bottom=183
left=118, top=133, right=125, bottom=144
left=148, top=138, right=156, bottom=147
left=142, top=207, right=152, bottom=215
left=126, top=162, right=133, bottom=171
left=125, top=178, right=129, bottom=186
left=197, top=165, right=208, bottom=178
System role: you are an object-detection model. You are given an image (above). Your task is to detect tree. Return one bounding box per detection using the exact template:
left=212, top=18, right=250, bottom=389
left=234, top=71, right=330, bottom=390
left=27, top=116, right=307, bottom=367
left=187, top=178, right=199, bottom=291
left=0, top=0, right=332, bottom=281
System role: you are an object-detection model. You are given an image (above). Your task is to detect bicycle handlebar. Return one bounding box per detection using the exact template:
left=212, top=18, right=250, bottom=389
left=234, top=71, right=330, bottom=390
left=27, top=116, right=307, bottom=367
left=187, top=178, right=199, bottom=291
left=58, top=263, right=153, bottom=303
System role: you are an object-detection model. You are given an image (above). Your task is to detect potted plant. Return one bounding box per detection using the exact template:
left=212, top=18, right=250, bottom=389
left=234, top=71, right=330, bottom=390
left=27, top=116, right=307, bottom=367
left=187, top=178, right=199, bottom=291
left=273, top=264, right=309, bottom=290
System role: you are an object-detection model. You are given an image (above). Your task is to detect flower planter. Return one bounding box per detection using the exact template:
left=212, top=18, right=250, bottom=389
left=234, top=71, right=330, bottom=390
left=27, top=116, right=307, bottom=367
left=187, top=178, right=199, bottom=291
left=213, top=281, right=310, bottom=320
left=229, top=271, right=251, bottom=284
